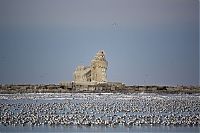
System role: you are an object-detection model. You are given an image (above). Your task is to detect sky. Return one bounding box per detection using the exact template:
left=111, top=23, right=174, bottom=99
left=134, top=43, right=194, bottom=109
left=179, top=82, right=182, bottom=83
left=0, top=0, right=199, bottom=86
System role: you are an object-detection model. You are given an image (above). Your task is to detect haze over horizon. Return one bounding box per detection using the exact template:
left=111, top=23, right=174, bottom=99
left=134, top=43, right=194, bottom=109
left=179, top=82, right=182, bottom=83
left=0, top=0, right=199, bottom=86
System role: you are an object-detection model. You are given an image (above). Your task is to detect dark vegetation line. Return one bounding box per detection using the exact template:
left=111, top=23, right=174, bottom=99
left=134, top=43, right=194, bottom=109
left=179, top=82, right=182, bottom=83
left=0, top=84, right=199, bottom=94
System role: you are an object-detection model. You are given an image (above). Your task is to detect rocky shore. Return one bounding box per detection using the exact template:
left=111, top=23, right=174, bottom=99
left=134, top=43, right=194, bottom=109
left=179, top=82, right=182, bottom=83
left=0, top=93, right=199, bottom=127
left=0, top=84, right=200, bottom=94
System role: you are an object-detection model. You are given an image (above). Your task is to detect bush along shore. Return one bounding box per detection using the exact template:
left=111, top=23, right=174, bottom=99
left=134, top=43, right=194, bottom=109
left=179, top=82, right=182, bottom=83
left=0, top=84, right=200, bottom=94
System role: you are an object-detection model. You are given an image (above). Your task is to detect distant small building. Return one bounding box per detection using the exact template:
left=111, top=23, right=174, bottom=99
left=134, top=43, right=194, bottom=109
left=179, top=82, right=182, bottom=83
left=60, top=50, right=124, bottom=91
left=73, top=50, right=108, bottom=84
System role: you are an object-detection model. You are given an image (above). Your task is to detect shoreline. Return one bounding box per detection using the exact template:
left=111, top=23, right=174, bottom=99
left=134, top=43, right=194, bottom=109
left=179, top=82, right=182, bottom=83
left=0, top=84, right=200, bottom=94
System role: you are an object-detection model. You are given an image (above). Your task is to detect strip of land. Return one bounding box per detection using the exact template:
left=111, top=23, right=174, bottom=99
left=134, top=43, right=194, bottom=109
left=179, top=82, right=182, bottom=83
left=0, top=84, right=199, bottom=94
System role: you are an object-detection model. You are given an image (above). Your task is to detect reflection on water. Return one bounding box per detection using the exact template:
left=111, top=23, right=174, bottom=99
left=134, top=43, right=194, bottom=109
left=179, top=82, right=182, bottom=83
left=0, top=125, right=199, bottom=133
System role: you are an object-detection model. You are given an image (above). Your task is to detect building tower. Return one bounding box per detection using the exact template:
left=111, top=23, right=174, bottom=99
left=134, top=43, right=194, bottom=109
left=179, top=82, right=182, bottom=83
left=91, top=50, right=108, bottom=82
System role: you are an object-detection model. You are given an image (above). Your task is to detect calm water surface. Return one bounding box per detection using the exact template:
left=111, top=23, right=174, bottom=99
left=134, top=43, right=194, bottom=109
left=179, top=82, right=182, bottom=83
left=0, top=125, right=199, bottom=133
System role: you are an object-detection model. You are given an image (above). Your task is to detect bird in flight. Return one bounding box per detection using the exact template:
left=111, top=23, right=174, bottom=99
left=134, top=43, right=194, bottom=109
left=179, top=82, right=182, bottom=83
left=112, top=22, right=118, bottom=27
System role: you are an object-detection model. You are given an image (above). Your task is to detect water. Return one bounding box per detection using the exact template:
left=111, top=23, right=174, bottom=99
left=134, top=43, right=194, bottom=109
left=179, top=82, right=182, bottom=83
left=0, top=125, right=199, bottom=133
left=0, top=93, right=199, bottom=132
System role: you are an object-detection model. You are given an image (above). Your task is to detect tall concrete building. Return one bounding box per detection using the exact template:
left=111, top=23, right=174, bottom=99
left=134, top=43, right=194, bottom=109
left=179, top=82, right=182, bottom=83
left=73, top=50, right=108, bottom=84
left=60, top=50, right=124, bottom=91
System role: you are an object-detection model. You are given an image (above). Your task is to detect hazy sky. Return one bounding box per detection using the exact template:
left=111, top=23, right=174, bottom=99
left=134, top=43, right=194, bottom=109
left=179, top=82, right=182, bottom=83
left=0, top=0, right=199, bottom=86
